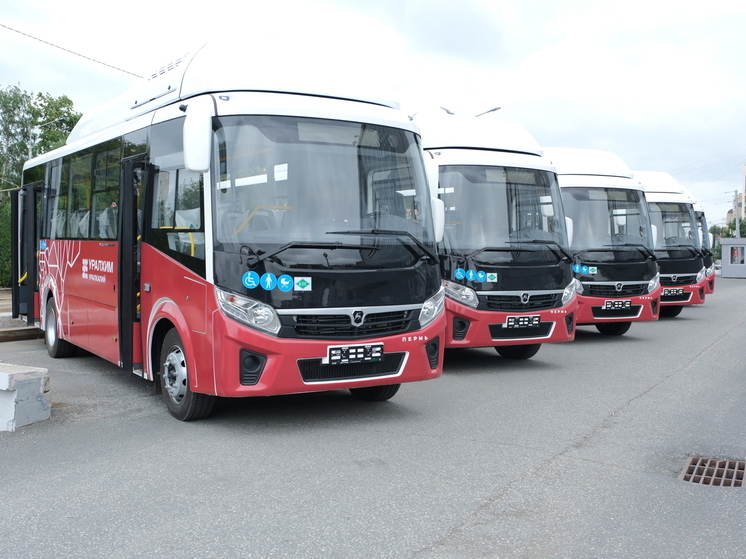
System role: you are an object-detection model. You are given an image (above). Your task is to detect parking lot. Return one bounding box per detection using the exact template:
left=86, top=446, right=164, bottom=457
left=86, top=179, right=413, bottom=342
left=1, top=279, right=745, bottom=559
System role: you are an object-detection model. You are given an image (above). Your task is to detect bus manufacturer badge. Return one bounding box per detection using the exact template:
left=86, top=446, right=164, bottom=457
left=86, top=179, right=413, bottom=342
left=352, top=310, right=364, bottom=326
left=521, top=293, right=530, bottom=304
left=671, top=275, right=678, bottom=283
left=615, top=282, right=623, bottom=292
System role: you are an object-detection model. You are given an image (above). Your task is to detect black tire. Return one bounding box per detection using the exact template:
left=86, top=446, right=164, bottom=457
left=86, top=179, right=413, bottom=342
left=45, top=299, right=75, bottom=358
left=350, top=384, right=401, bottom=402
left=495, top=344, right=541, bottom=360
left=595, top=321, right=632, bottom=336
left=159, top=328, right=215, bottom=421
left=660, top=305, right=683, bottom=318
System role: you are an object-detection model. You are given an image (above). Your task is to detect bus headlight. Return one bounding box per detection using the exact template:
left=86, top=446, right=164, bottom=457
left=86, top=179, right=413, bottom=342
left=647, top=273, right=660, bottom=294
left=574, top=279, right=584, bottom=295
left=705, top=264, right=716, bottom=277
left=419, top=286, right=445, bottom=328
left=561, top=279, right=579, bottom=306
left=443, top=280, right=478, bottom=309
left=216, top=287, right=281, bottom=335
left=695, top=267, right=706, bottom=284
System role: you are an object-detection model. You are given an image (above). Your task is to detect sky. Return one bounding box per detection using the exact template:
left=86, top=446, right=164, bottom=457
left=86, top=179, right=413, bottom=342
left=2, top=0, right=745, bottom=227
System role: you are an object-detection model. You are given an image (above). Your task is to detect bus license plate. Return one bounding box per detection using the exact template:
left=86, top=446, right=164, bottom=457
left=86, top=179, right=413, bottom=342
left=327, top=343, right=383, bottom=365
left=604, top=299, right=631, bottom=310
left=506, top=315, right=540, bottom=328
left=663, top=288, right=684, bottom=296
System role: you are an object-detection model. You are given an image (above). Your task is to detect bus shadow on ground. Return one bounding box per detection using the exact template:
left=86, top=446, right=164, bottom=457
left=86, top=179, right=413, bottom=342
left=442, top=347, right=563, bottom=376
left=210, top=388, right=421, bottom=427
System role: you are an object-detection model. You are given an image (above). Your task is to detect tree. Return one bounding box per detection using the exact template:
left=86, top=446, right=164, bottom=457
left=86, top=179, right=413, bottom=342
left=0, top=84, right=81, bottom=286
left=0, top=85, right=80, bottom=191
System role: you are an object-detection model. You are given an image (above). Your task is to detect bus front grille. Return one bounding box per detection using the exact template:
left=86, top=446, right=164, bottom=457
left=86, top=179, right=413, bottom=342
left=298, top=353, right=405, bottom=382
left=586, top=284, right=647, bottom=297
left=661, top=275, right=697, bottom=286
left=483, top=293, right=561, bottom=312
left=290, top=311, right=413, bottom=339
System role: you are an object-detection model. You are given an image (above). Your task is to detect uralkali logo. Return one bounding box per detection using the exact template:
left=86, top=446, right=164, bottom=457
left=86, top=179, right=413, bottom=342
left=82, top=258, right=113, bottom=283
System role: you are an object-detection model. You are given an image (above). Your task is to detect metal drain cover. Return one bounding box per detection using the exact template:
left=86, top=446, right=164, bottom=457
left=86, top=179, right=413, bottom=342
left=680, top=457, right=745, bottom=487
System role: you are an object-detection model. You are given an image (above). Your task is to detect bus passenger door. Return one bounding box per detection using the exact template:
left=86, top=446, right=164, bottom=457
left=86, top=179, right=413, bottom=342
left=12, top=183, right=41, bottom=324
left=119, top=157, right=147, bottom=374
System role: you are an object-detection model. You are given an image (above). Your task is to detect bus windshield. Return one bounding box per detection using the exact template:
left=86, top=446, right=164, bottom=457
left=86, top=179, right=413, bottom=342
left=647, top=201, right=700, bottom=252
left=212, top=115, right=434, bottom=269
left=561, top=187, right=653, bottom=262
left=437, top=165, right=568, bottom=264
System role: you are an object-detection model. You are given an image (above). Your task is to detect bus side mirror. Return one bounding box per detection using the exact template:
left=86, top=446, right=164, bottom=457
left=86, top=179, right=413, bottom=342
left=183, top=96, right=215, bottom=173
left=432, top=197, right=445, bottom=243
left=565, top=216, right=573, bottom=246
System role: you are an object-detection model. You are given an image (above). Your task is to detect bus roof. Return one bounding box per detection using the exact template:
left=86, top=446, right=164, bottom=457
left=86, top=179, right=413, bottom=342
left=542, top=147, right=634, bottom=179
left=67, top=42, right=401, bottom=145
left=634, top=171, right=693, bottom=204
left=417, top=114, right=543, bottom=156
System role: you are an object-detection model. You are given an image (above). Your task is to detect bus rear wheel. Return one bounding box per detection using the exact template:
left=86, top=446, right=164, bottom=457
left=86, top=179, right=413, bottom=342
left=350, top=384, right=401, bottom=402
left=660, top=305, right=683, bottom=318
left=595, top=322, right=631, bottom=336
left=45, top=299, right=75, bottom=358
left=495, top=344, right=541, bottom=360
left=160, top=328, right=215, bottom=421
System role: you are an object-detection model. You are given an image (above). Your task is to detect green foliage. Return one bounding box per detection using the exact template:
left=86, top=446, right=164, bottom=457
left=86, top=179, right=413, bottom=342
left=0, top=84, right=81, bottom=286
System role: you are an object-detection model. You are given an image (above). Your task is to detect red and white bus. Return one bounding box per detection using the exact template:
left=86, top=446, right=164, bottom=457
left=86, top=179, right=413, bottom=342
left=419, top=115, right=578, bottom=360
left=635, top=171, right=707, bottom=317
left=12, top=45, right=446, bottom=420
left=543, top=148, right=661, bottom=336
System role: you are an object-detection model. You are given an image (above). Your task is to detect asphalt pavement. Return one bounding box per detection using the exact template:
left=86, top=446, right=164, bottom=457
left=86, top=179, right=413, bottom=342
left=1, top=277, right=745, bottom=559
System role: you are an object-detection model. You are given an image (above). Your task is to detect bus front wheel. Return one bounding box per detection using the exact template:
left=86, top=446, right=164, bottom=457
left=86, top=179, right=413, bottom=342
left=350, top=384, right=401, bottom=402
left=495, top=344, right=541, bottom=360
left=159, top=328, right=215, bottom=421
left=595, top=322, right=631, bottom=336
left=45, top=299, right=75, bottom=358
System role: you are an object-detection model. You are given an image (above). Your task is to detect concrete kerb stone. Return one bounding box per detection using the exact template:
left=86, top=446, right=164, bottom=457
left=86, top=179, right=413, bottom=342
left=0, top=362, right=51, bottom=431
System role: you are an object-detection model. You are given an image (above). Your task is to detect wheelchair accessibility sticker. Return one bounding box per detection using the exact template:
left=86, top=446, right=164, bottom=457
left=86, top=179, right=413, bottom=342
left=242, top=272, right=312, bottom=291
left=454, top=268, right=494, bottom=283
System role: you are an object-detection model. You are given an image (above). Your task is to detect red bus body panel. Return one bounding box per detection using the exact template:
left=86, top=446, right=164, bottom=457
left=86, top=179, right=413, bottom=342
left=139, top=244, right=444, bottom=397
left=443, top=296, right=578, bottom=349
left=660, top=279, right=707, bottom=307
left=705, top=274, right=716, bottom=295
left=39, top=239, right=121, bottom=363
left=575, top=286, right=661, bottom=325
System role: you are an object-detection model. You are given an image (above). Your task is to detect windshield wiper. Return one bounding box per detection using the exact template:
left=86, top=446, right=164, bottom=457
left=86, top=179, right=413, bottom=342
left=243, top=241, right=376, bottom=267
left=460, top=246, right=519, bottom=260
left=657, top=244, right=703, bottom=258
left=509, top=239, right=573, bottom=262
left=326, top=229, right=439, bottom=263
left=603, top=243, right=657, bottom=261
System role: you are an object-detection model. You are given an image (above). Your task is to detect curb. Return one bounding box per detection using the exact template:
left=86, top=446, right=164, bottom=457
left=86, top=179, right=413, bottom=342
left=0, top=327, right=44, bottom=343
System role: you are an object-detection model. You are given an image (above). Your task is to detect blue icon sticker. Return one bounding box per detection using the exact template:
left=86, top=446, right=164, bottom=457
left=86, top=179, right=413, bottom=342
left=466, top=269, right=477, bottom=281
left=39, top=240, right=47, bottom=251
left=572, top=264, right=581, bottom=273
left=454, top=268, right=466, bottom=280
left=476, top=270, right=487, bottom=282
left=581, top=265, right=590, bottom=274
left=242, top=271, right=260, bottom=289
left=278, top=274, right=293, bottom=292
left=261, top=273, right=277, bottom=290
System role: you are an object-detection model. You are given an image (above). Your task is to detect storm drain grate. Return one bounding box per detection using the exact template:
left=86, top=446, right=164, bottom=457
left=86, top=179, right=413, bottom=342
left=679, top=457, right=745, bottom=487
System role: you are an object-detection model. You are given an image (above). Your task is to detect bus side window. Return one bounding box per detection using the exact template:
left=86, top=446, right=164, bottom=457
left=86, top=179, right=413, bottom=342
left=149, top=168, right=206, bottom=266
